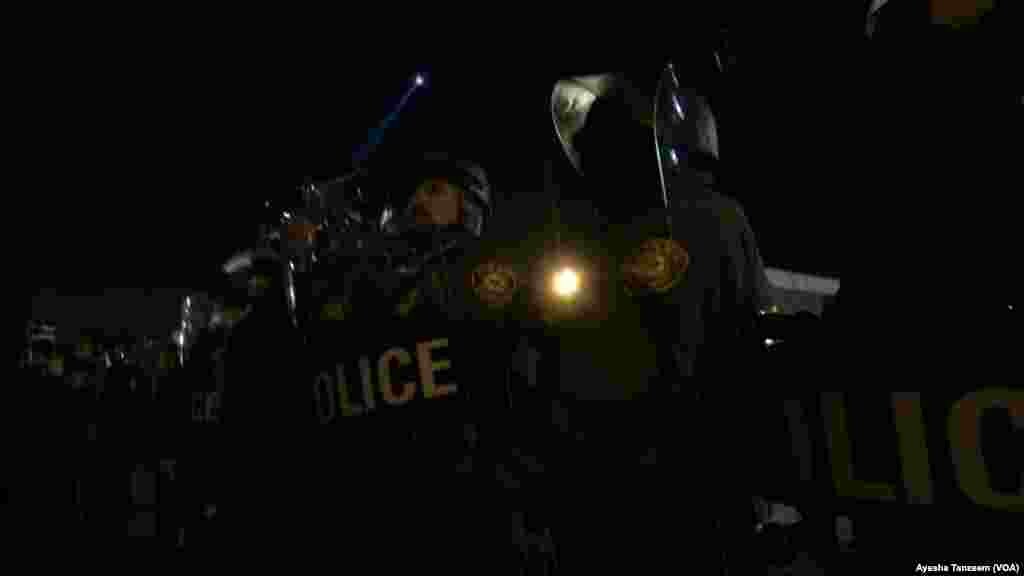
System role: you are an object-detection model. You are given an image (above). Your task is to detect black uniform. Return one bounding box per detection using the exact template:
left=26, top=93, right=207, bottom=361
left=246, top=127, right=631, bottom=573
left=199, top=159, right=538, bottom=571
left=283, top=230, right=531, bottom=567
left=174, top=319, right=231, bottom=551
left=525, top=59, right=769, bottom=572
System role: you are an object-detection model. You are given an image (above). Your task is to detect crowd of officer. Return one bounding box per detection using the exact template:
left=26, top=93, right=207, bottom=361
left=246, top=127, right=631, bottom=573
left=160, top=49, right=805, bottom=572
left=11, top=51, right=817, bottom=572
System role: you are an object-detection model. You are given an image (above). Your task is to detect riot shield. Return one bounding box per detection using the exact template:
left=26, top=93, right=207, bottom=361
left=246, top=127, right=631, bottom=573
left=653, top=62, right=720, bottom=212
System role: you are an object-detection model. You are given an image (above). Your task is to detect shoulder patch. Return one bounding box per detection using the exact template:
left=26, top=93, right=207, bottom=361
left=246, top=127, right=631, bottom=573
left=470, top=260, right=519, bottom=308
left=623, top=238, right=690, bottom=295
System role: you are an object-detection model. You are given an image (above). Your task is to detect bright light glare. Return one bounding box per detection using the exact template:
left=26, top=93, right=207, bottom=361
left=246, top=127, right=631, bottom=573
left=672, top=93, right=686, bottom=120
left=552, top=267, right=581, bottom=298
left=414, top=74, right=425, bottom=86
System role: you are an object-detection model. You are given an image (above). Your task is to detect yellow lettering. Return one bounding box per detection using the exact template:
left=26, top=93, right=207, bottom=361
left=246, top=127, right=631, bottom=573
left=948, top=388, right=1024, bottom=512
left=892, top=392, right=934, bottom=504
left=337, top=364, right=365, bottom=417
left=379, top=348, right=415, bottom=406
left=418, top=338, right=456, bottom=399
left=822, top=392, right=898, bottom=502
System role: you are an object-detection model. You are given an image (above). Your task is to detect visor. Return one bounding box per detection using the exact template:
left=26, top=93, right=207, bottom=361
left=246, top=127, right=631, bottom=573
left=380, top=154, right=492, bottom=238
left=653, top=63, right=720, bottom=206
left=551, top=62, right=721, bottom=211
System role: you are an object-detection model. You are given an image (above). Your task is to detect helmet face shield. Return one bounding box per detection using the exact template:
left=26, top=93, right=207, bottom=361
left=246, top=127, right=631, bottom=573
left=550, top=62, right=721, bottom=210
left=380, top=155, right=492, bottom=238
left=653, top=63, right=720, bottom=206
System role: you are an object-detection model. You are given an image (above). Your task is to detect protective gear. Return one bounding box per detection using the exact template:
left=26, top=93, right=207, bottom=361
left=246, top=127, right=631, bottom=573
left=374, top=154, right=497, bottom=315
left=169, top=242, right=306, bottom=554
left=382, top=153, right=493, bottom=238
left=652, top=63, right=721, bottom=198
left=190, top=155, right=542, bottom=568
left=172, top=302, right=232, bottom=553
left=551, top=56, right=723, bottom=220
left=532, top=50, right=769, bottom=573
left=294, top=240, right=530, bottom=566
left=220, top=247, right=297, bottom=327
left=543, top=55, right=766, bottom=389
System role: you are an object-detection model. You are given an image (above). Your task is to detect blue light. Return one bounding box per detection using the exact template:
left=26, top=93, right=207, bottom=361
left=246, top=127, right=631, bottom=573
left=672, top=94, right=686, bottom=120
left=350, top=73, right=427, bottom=169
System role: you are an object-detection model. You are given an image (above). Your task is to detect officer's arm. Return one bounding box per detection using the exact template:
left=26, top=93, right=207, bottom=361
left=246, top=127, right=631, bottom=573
left=694, top=198, right=770, bottom=387
left=720, top=200, right=769, bottom=341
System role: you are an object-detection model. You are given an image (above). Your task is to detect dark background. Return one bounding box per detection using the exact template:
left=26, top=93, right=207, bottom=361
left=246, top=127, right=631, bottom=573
left=18, top=3, right=1020, bottom=331
left=11, top=5, right=1021, bottom=559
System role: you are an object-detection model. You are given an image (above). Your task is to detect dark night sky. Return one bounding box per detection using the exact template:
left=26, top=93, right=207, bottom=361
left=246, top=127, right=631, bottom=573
left=25, top=50, right=846, bottom=283
left=21, top=6, right=1020, bottom=333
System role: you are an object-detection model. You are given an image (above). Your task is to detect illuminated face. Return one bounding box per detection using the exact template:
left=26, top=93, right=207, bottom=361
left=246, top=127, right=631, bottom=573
left=407, top=178, right=463, bottom=227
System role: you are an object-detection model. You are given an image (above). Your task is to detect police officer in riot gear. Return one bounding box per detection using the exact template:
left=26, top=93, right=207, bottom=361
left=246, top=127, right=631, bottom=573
left=297, top=153, right=554, bottom=571
left=386, top=153, right=491, bottom=236
left=529, top=50, right=769, bottom=572
left=378, top=152, right=494, bottom=302
left=198, top=152, right=539, bottom=570
left=170, top=240, right=306, bottom=554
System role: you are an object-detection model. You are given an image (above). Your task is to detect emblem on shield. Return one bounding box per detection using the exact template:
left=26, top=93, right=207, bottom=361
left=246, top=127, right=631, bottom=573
left=623, top=238, right=689, bottom=295
left=471, top=260, right=519, bottom=308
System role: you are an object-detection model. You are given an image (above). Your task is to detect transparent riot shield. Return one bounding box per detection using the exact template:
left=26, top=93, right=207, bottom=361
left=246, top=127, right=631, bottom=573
left=652, top=62, right=719, bottom=214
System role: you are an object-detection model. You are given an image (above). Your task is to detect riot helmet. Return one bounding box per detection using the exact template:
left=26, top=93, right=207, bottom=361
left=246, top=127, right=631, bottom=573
left=220, top=247, right=295, bottom=322
left=550, top=50, right=724, bottom=218
left=382, top=152, right=493, bottom=238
